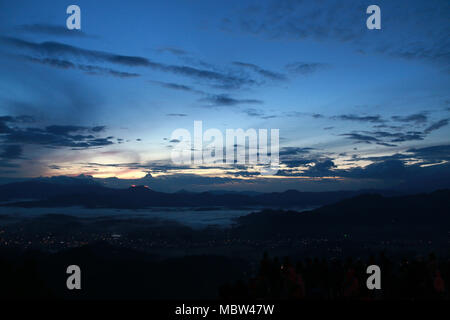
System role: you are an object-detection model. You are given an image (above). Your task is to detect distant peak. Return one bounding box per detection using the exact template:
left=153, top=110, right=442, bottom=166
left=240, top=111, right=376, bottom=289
left=129, top=184, right=151, bottom=191
left=77, top=174, right=94, bottom=179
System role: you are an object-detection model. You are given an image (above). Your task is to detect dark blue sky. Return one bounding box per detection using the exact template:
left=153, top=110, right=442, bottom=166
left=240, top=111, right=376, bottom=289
left=0, top=0, right=449, bottom=192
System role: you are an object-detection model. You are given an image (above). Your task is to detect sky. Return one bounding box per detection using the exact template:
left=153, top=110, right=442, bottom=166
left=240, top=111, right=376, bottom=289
left=0, top=0, right=449, bottom=192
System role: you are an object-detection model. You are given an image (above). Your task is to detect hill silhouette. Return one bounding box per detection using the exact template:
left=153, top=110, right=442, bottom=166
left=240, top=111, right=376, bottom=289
left=233, top=189, right=450, bottom=240
left=0, top=241, right=249, bottom=300
left=0, top=179, right=400, bottom=209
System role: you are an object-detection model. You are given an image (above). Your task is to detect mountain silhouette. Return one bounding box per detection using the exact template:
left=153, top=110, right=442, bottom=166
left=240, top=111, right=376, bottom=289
left=0, top=179, right=401, bottom=209
left=233, top=189, right=450, bottom=239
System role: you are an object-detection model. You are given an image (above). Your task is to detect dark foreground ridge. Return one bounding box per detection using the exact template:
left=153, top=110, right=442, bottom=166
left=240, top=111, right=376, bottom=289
left=0, top=242, right=249, bottom=300
left=0, top=189, right=449, bottom=299
left=0, top=242, right=448, bottom=300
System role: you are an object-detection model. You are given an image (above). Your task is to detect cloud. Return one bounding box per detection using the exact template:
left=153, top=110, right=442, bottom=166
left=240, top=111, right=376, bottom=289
left=157, top=47, right=187, bottom=56
left=279, top=147, right=317, bottom=168
left=336, top=158, right=450, bottom=191
left=22, top=55, right=140, bottom=78
left=0, top=115, right=36, bottom=134
left=339, top=133, right=380, bottom=144
left=227, top=170, right=261, bottom=177
left=333, top=114, right=385, bottom=123
left=163, top=65, right=254, bottom=89
left=339, top=159, right=409, bottom=180
left=150, top=81, right=265, bottom=108
left=367, top=130, right=425, bottom=142
left=307, top=159, right=336, bottom=176
left=406, top=144, right=450, bottom=163
left=279, top=147, right=314, bottom=157
left=285, top=62, right=329, bottom=75
left=166, top=113, right=188, bottom=117
left=280, top=159, right=312, bottom=168
left=0, top=144, right=23, bottom=170
left=0, top=121, right=12, bottom=134
left=0, top=145, right=22, bottom=159
left=77, top=144, right=450, bottom=191
left=277, top=157, right=336, bottom=176
left=4, top=130, right=114, bottom=148
left=392, top=113, right=428, bottom=124
left=201, top=94, right=263, bottom=106
left=242, top=108, right=276, bottom=119
left=1, top=37, right=255, bottom=89
left=15, top=24, right=89, bottom=38
left=341, top=129, right=426, bottom=146
left=424, top=118, right=449, bottom=133
left=150, top=81, right=204, bottom=94
left=0, top=163, right=19, bottom=170
left=233, top=61, right=286, bottom=80
left=276, top=148, right=450, bottom=191
left=390, top=133, right=424, bottom=143
left=44, top=125, right=106, bottom=135
left=77, top=64, right=140, bottom=78
left=0, top=118, right=116, bottom=149
left=375, top=142, right=398, bottom=147
left=1, top=36, right=149, bottom=66
left=91, top=126, right=106, bottom=132
left=233, top=0, right=450, bottom=71
left=351, top=144, right=450, bottom=165
left=0, top=115, right=35, bottom=124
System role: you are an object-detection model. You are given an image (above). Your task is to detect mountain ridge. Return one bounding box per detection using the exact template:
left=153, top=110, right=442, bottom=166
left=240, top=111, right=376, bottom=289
left=0, top=179, right=405, bottom=209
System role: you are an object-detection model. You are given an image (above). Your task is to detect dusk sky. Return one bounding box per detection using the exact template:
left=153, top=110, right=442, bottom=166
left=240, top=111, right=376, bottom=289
left=0, top=0, right=449, bottom=192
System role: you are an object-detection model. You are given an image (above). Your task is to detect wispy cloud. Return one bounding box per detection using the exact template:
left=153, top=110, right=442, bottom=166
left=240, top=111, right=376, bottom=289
left=233, top=61, right=286, bottom=80
left=150, top=81, right=204, bottom=94
left=285, top=62, right=329, bottom=75
left=425, top=118, right=449, bottom=133
left=15, top=24, right=89, bottom=38
left=233, top=0, right=450, bottom=71
left=166, top=113, right=188, bottom=117
left=22, top=55, right=140, bottom=78
left=157, top=47, right=188, bottom=56
left=392, top=113, right=428, bottom=124
left=201, top=94, right=263, bottom=107
left=1, top=37, right=256, bottom=89
left=333, top=114, right=385, bottom=123
left=339, top=133, right=380, bottom=144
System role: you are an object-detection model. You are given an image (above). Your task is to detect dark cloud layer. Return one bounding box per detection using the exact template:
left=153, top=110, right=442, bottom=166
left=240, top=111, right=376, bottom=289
left=0, top=142, right=23, bottom=171
left=0, top=145, right=22, bottom=159
left=1, top=37, right=256, bottom=89
left=0, top=116, right=115, bottom=149
left=406, top=145, right=450, bottom=163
